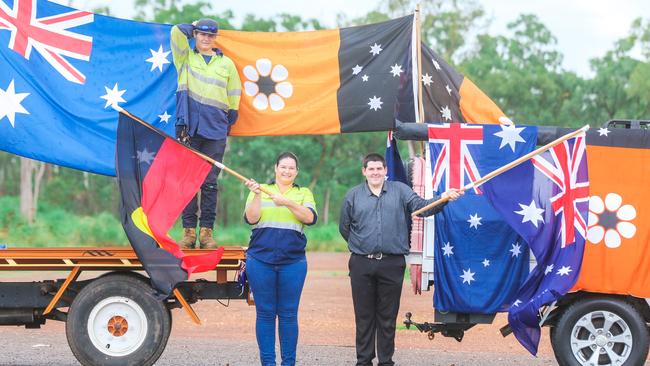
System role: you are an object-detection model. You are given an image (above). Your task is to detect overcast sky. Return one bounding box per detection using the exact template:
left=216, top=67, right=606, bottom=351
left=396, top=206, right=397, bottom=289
left=65, top=0, right=650, bottom=77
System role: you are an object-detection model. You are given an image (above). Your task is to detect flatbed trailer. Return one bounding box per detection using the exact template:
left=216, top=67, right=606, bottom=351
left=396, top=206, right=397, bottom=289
left=0, top=246, right=249, bottom=366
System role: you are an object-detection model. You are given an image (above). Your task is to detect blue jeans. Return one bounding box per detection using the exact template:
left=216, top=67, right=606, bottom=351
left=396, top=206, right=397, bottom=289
left=246, top=255, right=307, bottom=366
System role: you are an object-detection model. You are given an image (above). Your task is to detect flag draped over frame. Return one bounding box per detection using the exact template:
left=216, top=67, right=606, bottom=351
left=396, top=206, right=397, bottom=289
left=428, top=123, right=531, bottom=314
left=481, top=128, right=589, bottom=355
left=0, top=1, right=418, bottom=175
left=116, top=111, right=225, bottom=296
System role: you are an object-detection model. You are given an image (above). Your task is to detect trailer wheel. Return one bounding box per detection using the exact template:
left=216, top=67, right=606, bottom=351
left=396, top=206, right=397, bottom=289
left=66, top=274, right=171, bottom=366
left=551, top=297, right=649, bottom=366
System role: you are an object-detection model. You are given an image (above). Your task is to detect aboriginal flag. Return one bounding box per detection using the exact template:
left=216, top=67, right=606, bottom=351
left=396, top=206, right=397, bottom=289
left=217, top=15, right=416, bottom=136
left=116, top=111, right=225, bottom=296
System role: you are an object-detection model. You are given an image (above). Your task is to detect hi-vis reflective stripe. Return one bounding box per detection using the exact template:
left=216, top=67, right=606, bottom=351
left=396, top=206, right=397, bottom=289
left=187, top=89, right=229, bottom=110
left=227, top=89, right=242, bottom=96
left=304, top=202, right=316, bottom=210
left=187, top=66, right=227, bottom=88
left=254, top=221, right=304, bottom=233
left=171, top=41, right=187, bottom=59
left=258, top=201, right=315, bottom=210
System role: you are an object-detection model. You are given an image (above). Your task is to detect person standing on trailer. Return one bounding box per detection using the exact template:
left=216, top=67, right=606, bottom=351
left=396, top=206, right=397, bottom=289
left=170, top=18, right=242, bottom=249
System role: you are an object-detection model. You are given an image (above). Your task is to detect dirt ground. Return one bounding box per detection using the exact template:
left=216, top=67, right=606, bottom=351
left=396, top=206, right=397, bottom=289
left=0, top=252, right=573, bottom=365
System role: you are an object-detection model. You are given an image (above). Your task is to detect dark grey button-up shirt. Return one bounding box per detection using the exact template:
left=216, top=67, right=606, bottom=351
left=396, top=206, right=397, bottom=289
left=339, top=181, right=446, bottom=255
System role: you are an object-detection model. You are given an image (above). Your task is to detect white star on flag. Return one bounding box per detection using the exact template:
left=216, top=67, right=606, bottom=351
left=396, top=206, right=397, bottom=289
left=445, top=84, right=452, bottom=95
left=390, top=64, right=403, bottom=77
left=493, top=124, right=526, bottom=152
left=441, top=242, right=454, bottom=257
left=482, top=258, right=490, bottom=267
left=512, top=299, right=522, bottom=307
left=158, top=111, right=171, bottom=124
left=597, top=127, right=610, bottom=137
left=515, top=200, right=545, bottom=227
left=362, top=74, right=369, bottom=82
left=137, top=148, right=155, bottom=165
left=432, top=58, right=441, bottom=70
left=510, top=242, right=522, bottom=257
left=440, top=105, right=452, bottom=121
left=146, top=45, right=171, bottom=72
left=100, top=83, right=126, bottom=110
left=369, top=43, right=383, bottom=56
left=467, top=213, right=482, bottom=229
left=0, top=80, right=30, bottom=127
left=368, top=96, right=382, bottom=111
left=557, top=266, right=572, bottom=276
left=352, top=64, right=362, bottom=75
left=545, top=264, right=554, bottom=275
left=460, top=268, right=475, bottom=284
left=422, top=73, right=433, bottom=86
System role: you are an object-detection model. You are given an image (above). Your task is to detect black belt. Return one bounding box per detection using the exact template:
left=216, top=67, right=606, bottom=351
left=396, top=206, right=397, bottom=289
left=354, top=252, right=401, bottom=260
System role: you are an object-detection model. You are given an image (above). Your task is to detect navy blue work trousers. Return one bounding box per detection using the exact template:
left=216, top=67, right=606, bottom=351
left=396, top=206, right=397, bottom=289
left=181, top=136, right=226, bottom=229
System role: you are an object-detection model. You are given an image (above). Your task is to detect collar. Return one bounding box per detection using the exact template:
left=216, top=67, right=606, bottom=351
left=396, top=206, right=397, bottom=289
left=363, top=181, right=387, bottom=196
left=269, top=180, right=300, bottom=188
left=193, top=48, right=223, bottom=57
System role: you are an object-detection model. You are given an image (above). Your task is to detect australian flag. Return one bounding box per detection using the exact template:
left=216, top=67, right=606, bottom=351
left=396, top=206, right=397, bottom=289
left=0, top=0, right=176, bottom=176
left=482, top=128, right=589, bottom=355
left=430, top=123, right=531, bottom=314
left=385, top=130, right=408, bottom=183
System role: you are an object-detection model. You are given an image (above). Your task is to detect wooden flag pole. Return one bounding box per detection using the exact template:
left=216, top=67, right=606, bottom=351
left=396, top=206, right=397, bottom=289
left=121, top=110, right=274, bottom=196
left=411, top=125, right=590, bottom=217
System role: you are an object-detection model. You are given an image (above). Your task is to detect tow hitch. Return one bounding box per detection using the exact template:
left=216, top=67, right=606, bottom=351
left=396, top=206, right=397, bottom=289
left=403, top=312, right=475, bottom=342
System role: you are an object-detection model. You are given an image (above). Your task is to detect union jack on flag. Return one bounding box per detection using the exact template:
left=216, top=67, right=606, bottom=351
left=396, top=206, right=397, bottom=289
left=531, top=134, right=589, bottom=246
left=0, top=0, right=93, bottom=84
left=428, top=123, right=483, bottom=193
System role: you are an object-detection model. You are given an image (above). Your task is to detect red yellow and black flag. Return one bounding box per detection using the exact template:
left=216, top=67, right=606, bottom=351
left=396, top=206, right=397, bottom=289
left=217, top=15, right=417, bottom=136
left=116, top=111, right=225, bottom=296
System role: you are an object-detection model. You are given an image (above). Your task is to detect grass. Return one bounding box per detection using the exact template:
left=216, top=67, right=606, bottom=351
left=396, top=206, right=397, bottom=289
left=0, top=197, right=349, bottom=251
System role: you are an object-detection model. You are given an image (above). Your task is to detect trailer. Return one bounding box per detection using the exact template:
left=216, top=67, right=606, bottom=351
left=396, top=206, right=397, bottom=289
left=0, top=246, right=249, bottom=366
left=400, top=120, right=650, bottom=366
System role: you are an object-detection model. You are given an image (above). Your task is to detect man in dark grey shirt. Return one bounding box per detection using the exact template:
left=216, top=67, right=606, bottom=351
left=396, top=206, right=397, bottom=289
left=339, top=153, right=462, bottom=366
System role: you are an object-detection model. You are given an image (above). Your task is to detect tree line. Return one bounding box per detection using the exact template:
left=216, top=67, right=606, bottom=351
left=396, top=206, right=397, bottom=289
left=1, top=0, right=648, bottom=236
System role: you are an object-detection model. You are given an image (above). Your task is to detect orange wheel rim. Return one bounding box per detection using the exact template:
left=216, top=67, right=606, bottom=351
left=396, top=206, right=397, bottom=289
left=107, top=315, right=129, bottom=337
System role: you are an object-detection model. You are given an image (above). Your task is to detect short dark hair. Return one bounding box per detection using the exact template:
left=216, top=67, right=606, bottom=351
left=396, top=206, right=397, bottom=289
left=276, top=151, right=299, bottom=169
left=363, top=153, right=385, bottom=168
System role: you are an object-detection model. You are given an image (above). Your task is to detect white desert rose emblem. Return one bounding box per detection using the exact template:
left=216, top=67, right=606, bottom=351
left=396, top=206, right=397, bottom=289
left=243, top=58, right=293, bottom=112
left=587, top=193, right=637, bottom=248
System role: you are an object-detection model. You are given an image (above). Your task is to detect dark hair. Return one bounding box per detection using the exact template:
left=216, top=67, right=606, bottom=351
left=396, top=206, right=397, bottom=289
left=276, top=151, right=299, bottom=169
left=363, top=153, right=385, bottom=168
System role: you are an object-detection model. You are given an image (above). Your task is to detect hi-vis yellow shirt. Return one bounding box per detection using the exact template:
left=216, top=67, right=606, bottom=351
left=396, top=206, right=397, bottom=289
left=245, top=184, right=317, bottom=264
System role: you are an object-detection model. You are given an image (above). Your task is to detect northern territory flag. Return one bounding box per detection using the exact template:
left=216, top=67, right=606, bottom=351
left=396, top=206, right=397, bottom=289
left=116, top=111, right=225, bottom=296
left=536, top=127, right=650, bottom=297
left=216, top=15, right=416, bottom=136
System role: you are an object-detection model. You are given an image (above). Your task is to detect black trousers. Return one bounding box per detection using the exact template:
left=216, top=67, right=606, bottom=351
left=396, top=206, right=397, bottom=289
left=182, top=136, right=226, bottom=229
left=349, top=254, right=406, bottom=366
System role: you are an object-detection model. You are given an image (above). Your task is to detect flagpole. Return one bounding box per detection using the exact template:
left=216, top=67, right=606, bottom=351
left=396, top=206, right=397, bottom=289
left=120, top=110, right=275, bottom=196
left=411, top=125, right=590, bottom=217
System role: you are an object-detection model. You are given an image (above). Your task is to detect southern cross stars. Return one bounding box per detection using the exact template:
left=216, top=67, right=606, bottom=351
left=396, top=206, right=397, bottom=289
left=432, top=58, right=441, bottom=70
left=422, top=73, right=433, bottom=86
left=352, top=64, right=362, bottom=75
left=390, top=64, right=403, bottom=77
left=493, top=124, right=526, bottom=152
left=440, top=105, right=452, bottom=121
left=137, top=148, right=155, bottom=165
left=0, top=79, right=30, bottom=127
left=467, top=213, right=482, bottom=229
left=158, top=111, right=171, bottom=124
left=515, top=200, right=544, bottom=227
left=146, top=45, right=171, bottom=72
left=598, top=127, right=610, bottom=137
left=460, top=268, right=475, bottom=284
left=369, top=43, right=383, bottom=56
left=362, top=74, right=369, bottom=82
left=100, top=83, right=126, bottom=110
left=482, top=258, right=490, bottom=267
left=510, top=242, right=522, bottom=257
left=368, top=96, right=382, bottom=111
left=557, top=266, right=572, bottom=276
left=441, top=242, right=454, bottom=257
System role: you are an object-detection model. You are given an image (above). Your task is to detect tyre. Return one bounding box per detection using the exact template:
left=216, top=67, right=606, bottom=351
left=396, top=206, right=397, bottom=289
left=66, top=273, right=171, bottom=366
left=551, top=297, right=649, bottom=366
